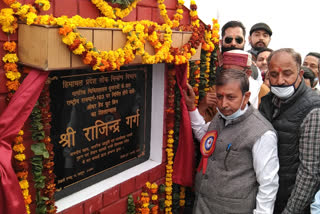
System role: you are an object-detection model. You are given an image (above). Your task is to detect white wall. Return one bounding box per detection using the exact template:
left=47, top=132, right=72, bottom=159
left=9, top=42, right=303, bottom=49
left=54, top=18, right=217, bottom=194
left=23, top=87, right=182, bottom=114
left=185, top=0, right=320, bottom=59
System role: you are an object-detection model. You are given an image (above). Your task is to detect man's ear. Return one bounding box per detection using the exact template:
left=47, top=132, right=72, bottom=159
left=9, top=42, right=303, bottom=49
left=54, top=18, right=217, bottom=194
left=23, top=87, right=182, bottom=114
left=242, top=91, right=251, bottom=109
left=246, top=68, right=252, bottom=77
left=299, top=69, right=304, bottom=77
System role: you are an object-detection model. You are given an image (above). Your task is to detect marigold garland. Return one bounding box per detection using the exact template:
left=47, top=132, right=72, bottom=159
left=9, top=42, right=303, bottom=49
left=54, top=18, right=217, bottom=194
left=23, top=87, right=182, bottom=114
left=0, top=0, right=220, bottom=213
left=132, top=182, right=163, bottom=214
left=157, top=0, right=184, bottom=29
left=2, top=39, right=31, bottom=213
left=91, top=0, right=140, bottom=19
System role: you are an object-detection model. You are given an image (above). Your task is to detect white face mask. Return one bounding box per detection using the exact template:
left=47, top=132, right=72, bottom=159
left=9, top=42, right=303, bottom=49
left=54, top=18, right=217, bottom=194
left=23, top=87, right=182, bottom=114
left=216, top=96, right=246, bottom=121
left=270, top=74, right=299, bottom=99
left=270, top=85, right=295, bottom=99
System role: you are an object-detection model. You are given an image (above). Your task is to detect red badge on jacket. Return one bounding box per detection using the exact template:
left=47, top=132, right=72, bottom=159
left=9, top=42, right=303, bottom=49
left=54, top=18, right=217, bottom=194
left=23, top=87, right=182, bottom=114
left=197, top=130, right=218, bottom=174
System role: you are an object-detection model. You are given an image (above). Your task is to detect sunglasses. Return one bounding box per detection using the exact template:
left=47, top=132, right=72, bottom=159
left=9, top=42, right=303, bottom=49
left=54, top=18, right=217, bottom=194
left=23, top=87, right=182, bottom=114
left=224, top=37, right=244, bottom=44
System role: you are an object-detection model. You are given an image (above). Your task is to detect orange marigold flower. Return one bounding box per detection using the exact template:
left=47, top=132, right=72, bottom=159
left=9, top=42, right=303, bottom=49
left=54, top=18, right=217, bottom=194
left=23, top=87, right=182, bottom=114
left=24, top=194, right=32, bottom=205
left=14, top=135, right=23, bottom=144
left=141, top=207, right=150, bottom=214
left=4, top=63, right=18, bottom=72
left=6, top=80, right=19, bottom=91
left=44, top=136, right=51, bottom=143
left=3, top=0, right=15, bottom=5
left=59, top=26, right=73, bottom=36
left=16, top=171, right=28, bottom=180
left=3, top=41, right=16, bottom=52
left=83, top=52, right=92, bottom=65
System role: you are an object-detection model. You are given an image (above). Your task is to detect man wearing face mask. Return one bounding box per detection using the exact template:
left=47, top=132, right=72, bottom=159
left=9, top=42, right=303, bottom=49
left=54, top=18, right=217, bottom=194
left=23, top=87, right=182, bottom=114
left=184, top=69, right=279, bottom=214
left=259, top=48, right=320, bottom=214
left=303, top=52, right=320, bottom=92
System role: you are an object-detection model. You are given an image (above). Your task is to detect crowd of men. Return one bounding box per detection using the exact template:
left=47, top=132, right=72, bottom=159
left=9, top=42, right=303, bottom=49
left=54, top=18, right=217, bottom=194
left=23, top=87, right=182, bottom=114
left=184, top=21, right=320, bottom=214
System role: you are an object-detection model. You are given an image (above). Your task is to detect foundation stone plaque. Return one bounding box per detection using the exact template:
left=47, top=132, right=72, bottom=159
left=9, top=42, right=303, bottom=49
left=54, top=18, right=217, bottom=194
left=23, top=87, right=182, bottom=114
left=49, top=66, right=152, bottom=199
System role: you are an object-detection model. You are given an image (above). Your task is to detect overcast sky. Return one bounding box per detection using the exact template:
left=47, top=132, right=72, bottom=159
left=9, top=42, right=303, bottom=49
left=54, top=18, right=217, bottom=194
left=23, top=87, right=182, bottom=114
left=184, top=0, right=319, bottom=59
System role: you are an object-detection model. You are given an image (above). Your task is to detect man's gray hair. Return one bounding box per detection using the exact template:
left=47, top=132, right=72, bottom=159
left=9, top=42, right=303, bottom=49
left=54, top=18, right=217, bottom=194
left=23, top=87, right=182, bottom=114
left=267, top=48, right=301, bottom=70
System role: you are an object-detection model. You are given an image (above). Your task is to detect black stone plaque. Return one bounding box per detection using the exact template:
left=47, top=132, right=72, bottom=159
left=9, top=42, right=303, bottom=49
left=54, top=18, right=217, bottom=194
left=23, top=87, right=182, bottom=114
left=49, top=66, right=152, bottom=199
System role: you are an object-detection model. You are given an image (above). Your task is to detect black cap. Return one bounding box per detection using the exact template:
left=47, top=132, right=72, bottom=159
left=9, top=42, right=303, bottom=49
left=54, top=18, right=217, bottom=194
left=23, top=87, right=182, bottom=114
left=250, top=23, right=272, bottom=36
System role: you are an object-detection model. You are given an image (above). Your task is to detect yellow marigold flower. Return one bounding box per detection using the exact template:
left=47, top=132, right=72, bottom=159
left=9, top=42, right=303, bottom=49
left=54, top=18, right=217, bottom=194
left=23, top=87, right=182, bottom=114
left=177, top=9, right=183, bottom=14
left=152, top=194, right=158, bottom=200
left=167, top=138, right=174, bottom=144
left=179, top=200, right=185, bottom=206
left=62, top=32, right=77, bottom=45
left=165, top=199, right=172, bottom=207
left=167, top=151, right=174, bottom=157
left=19, top=179, right=29, bottom=189
left=18, top=130, right=24, bottom=136
left=35, top=0, right=51, bottom=11
left=22, top=189, right=29, bottom=198
left=190, top=48, right=196, bottom=55
left=5, top=70, right=21, bottom=81
left=151, top=183, right=158, bottom=189
left=15, top=154, right=26, bottom=161
left=141, top=192, right=149, bottom=197
left=145, top=181, right=151, bottom=188
left=3, top=53, right=18, bottom=63
left=85, top=42, right=93, bottom=50
left=13, top=144, right=25, bottom=153
left=10, top=2, right=21, bottom=9
left=73, top=44, right=85, bottom=55
left=168, top=129, right=174, bottom=135
left=166, top=181, right=172, bottom=186
left=122, top=24, right=133, bottom=33
left=165, top=186, right=172, bottom=192
left=16, top=5, right=29, bottom=16
left=142, top=202, right=149, bottom=208
left=135, top=23, right=144, bottom=33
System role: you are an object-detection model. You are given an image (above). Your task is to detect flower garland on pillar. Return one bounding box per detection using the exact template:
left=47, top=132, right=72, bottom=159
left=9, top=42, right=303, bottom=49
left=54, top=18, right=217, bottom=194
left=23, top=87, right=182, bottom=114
left=165, top=67, right=176, bottom=214
left=3, top=39, right=32, bottom=214
left=0, top=1, right=51, bottom=213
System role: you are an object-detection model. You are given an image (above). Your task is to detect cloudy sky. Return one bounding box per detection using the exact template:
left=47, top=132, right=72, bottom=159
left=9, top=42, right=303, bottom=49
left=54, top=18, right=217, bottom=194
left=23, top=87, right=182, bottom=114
left=184, top=0, right=319, bottom=58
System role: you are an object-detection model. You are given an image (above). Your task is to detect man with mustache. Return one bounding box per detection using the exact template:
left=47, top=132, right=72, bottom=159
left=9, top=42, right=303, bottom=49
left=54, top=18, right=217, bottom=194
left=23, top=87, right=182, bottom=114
left=259, top=48, right=320, bottom=213
left=220, top=21, right=246, bottom=54
left=303, top=52, right=320, bottom=91
left=184, top=69, right=279, bottom=213
left=248, top=23, right=272, bottom=61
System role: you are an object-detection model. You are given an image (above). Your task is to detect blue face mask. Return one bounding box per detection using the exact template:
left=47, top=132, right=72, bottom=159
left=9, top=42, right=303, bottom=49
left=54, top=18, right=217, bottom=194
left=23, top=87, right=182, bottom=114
left=216, top=96, right=246, bottom=121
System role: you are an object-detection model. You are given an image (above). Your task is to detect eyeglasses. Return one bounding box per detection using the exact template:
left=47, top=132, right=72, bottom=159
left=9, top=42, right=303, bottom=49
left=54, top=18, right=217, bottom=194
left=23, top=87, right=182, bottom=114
left=224, top=37, right=244, bottom=44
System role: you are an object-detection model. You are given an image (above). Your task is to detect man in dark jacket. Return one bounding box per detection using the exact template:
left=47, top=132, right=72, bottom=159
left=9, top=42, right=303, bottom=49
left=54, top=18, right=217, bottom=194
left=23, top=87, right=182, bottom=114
left=259, top=48, right=320, bottom=214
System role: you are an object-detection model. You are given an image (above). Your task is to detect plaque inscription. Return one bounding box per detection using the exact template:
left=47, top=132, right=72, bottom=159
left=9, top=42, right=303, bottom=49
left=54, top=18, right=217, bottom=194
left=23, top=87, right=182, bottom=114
left=49, top=66, right=151, bottom=199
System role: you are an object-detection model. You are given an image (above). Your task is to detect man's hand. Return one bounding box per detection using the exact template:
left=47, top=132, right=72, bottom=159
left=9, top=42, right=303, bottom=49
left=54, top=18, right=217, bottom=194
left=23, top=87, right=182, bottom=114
left=198, top=87, right=217, bottom=116
left=183, top=83, right=196, bottom=111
